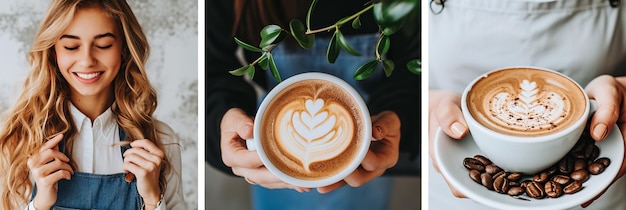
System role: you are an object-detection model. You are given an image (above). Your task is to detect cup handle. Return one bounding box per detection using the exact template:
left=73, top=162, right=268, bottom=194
left=246, top=138, right=256, bottom=151
left=589, top=99, right=598, bottom=114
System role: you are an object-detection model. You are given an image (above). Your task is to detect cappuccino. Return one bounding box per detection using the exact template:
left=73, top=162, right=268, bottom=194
left=465, top=68, right=587, bottom=137
left=260, top=79, right=365, bottom=180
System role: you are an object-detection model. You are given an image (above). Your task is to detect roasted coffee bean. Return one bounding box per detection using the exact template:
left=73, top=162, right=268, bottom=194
left=521, top=180, right=532, bottom=189
left=469, top=170, right=481, bottom=184
left=552, top=175, right=571, bottom=185
left=583, top=144, right=600, bottom=160
left=508, top=181, right=520, bottom=188
left=596, top=157, right=611, bottom=167
left=485, top=164, right=503, bottom=175
left=493, top=176, right=510, bottom=194
left=481, top=173, right=494, bottom=190
left=563, top=181, right=583, bottom=194
left=474, top=155, right=492, bottom=166
left=574, top=159, right=587, bottom=171
left=507, top=173, right=523, bottom=182
left=571, top=138, right=587, bottom=154
left=464, top=157, right=485, bottom=172
left=492, top=171, right=507, bottom=180
left=507, top=187, right=524, bottom=196
left=570, top=169, right=590, bottom=183
left=526, top=181, right=545, bottom=199
left=588, top=162, right=606, bottom=175
left=545, top=181, right=563, bottom=198
left=558, top=156, right=575, bottom=174
left=545, top=166, right=559, bottom=176
left=533, top=172, right=550, bottom=183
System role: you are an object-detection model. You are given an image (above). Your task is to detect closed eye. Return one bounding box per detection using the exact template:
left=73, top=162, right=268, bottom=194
left=96, top=45, right=112, bottom=49
left=64, top=46, right=79, bottom=51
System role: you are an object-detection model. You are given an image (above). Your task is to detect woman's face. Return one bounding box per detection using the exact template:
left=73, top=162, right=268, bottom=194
left=55, top=6, right=122, bottom=99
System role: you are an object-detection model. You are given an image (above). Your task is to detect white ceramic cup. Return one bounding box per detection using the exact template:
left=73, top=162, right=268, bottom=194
left=246, top=72, right=372, bottom=188
left=461, top=66, right=593, bottom=175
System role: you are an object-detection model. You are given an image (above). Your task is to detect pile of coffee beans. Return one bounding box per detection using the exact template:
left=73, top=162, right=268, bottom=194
left=462, top=133, right=611, bottom=199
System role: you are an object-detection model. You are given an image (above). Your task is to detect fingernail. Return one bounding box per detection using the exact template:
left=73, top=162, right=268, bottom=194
left=593, top=123, right=608, bottom=140
left=376, top=126, right=384, bottom=137
left=450, top=122, right=467, bottom=138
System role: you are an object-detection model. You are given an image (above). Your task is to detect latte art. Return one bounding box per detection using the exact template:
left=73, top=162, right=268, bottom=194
left=260, top=79, right=364, bottom=180
left=276, top=99, right=353, bottom=172
left=490, top=80, right=566, bottom=132
left=466, top=68, right=586, bottom=137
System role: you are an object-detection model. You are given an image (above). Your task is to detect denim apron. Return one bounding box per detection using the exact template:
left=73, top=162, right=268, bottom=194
left=32, top=127, right=142, bottom=210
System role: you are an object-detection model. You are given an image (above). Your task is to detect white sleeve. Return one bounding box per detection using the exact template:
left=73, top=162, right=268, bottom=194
left=26, top=201, right=35, bottom=210
left=156, top=121, right=186, bottom=210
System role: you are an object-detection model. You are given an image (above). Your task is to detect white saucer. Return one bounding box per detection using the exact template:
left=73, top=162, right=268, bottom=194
left=434, top=125, right=624, bottom=210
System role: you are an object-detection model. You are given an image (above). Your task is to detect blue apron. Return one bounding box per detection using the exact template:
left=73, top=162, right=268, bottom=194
left=32, top=127, right=142, bottom=210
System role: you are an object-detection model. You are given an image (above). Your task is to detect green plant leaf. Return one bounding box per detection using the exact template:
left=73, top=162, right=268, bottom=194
left=327, top=32, right=340, bottom=63
left=289, top=19, right=315, bottom=49
left=259, top=25, right=287, bottom=49
left=335, top=30, right=361, bottom=56
left=352, top=16, right=362, bottom=29
left=306, top=0, right=319, bottom=30
left=407, top=59, right=421, bottom=75
left=377, top=35, right=390, bottom=56
left=268, top=54, right=282, bottom=82
left=247, top=65, right=256, bottom=79
left=234, top=37, right=262, bottom=52
left=373, top=0, right=417, bottom=27
left=354, top=60, right=379, bottom=80
left=381, top=24, right=402, bottom=36
left=229, top=65, right=253, bottom=76
left=382, top=59, right=395, bottom=77
left=258, top=53, right=269, bottom=70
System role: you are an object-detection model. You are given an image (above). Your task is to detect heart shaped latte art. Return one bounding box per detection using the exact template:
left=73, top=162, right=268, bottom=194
left=490, top=79, right=566, bottom=131
left=275, top=98, right=354, bottom=173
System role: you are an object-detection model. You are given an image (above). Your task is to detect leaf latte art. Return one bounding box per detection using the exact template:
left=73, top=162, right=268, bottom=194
left=491, top=80, right=566, bottom=132
left=275, top=99, right=354, bottom=172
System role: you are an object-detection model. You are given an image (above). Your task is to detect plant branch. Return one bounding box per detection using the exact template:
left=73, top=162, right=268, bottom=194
left=306, top=4, right=374, bottom=35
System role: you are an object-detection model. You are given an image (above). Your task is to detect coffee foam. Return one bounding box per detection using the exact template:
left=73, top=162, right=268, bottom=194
left=261, top=79, right=363, bottom=180
left=467, top=68, right=586, bottom=136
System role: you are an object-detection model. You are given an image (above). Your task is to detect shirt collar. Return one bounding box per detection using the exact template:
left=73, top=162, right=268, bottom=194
left=69, top=103, right=116, bottom=135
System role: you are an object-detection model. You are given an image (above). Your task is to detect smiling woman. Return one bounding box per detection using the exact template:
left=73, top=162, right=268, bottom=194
left=0, top=0, right=186, bottom=209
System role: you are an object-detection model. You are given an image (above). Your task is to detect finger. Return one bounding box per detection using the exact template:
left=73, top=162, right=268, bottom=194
left=124, top=148, right=163, bottom=165
left=232, top=166, right=291, bottom=187
left=360, top=148, right=397, bottom=172
left=220, top=109, right=262, bottom=168
left=41, top=133, right=64, bottom=152
left=35, top=158, right=74, bottom=177
left=586, top=75, right=621, bottom=141
left=38, top=168, right=72, bottom=187
left=442, top=176, right=467, bottom=198
left=317, top=181, right=346, bottom=194
left=434, top=93, right=468, bottom=140
left=371, top=111, right=401, bottom=140
left=130, top=140, right=165, bottom=159
left=361, top=112, right=401, bottom=171
left=342, top=167, right=386, bottom=188
left=123, top=154, right=159, bottom=174
left=123, top=160, right=152, bottom=178
left=31, top=149, right=70, bottom=167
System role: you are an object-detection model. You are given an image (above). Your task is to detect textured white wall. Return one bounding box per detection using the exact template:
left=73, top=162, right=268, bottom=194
left=0, top=1, right=198, bottom=208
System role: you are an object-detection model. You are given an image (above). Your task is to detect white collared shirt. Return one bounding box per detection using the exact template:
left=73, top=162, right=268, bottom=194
left=28, top=104, right=185, bottom=210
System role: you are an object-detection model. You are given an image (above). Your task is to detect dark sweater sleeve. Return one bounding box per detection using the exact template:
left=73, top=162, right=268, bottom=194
left=206, top=0, right=257, bottom=175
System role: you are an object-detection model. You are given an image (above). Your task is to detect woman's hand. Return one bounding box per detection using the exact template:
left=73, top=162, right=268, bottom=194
left=318, top=111, right=401, bottom=193
left=581, top=75, right=626, bottom=207
left=27, top=134, right=74, bottom=210
left=123, top=139, right=165, bottom=208
left=220, top=108, right=310, bottom=192
left=428, top=90, right=468, bottom=198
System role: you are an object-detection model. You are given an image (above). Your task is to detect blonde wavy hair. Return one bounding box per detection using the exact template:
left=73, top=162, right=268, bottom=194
left=0, top=0, right=171, bottom=209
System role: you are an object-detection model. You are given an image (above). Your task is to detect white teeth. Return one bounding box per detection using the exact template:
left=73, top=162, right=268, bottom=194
left=76, top=72, right=101, bottom=79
